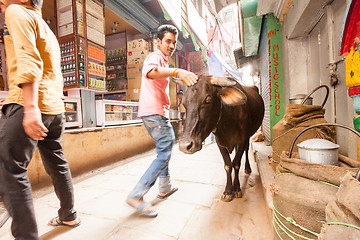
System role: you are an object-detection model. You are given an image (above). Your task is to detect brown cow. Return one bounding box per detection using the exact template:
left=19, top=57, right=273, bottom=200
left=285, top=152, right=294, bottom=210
left=175, top=76, right=264, bottom=201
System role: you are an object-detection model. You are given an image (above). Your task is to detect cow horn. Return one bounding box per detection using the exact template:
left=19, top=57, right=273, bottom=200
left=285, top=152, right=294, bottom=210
left=172, top=77, right=187, bottom=86
left=209, top=77, right=236, bottom=87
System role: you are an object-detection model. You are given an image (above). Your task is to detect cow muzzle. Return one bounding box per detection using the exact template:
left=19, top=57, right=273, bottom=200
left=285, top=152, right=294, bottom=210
left=179, top=138, right=202, bottom=154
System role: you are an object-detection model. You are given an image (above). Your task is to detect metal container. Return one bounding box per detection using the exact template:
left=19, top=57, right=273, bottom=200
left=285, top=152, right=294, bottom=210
left=289, top=94, right=313, bottom=105
left=297, top=139, right=339, bottom=166
left=170, top=109, right=180, bottom=119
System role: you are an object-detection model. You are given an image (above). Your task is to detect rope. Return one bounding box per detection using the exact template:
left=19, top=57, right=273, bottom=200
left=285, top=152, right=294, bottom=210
left=272, top=120, right=316, bottom=142
left=327, top=222, right=360, bottom=231
left=272, top=173, right=342, bottom=239
left=274, top=175, right=360, bottom=238
left=276, top=173, right=340, bottom=189
left=272, top=203, right=319, bottom=240
left=273, top=207, right=296, bottom=240
left=272, top=119, right=335, bottom=143
left=212, top=101, right=222, bottom=134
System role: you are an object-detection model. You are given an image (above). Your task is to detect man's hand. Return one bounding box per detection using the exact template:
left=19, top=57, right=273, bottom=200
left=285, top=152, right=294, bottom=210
left=23, top=109, right=48, bottom=140
left=176, top=69, right=198, bottom=86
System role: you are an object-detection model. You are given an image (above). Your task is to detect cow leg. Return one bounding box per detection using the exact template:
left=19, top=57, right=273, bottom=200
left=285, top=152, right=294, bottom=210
left=244, top=140, right=252, bottom=174
left=218, top=146, right=233, bottom=202
left=233, top=145, right=245, bottom=198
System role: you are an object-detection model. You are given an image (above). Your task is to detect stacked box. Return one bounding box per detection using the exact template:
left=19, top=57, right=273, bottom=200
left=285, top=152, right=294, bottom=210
left=106, top=47, right=126, bottom=62
left=126, top=75, right=141, bottom=101
left=127, top=50, right=149, bottom=64
left=126, top=88, right=141, bottom=102
left=127, top=76, right=141, bottom=89
left=88, top=45, right=105, bottom=62
left=127, top=39, right=150, bottom=52
left=126, top=38, right=149, bottom=64
left=126, top=63, right=142, bottom=101
left=89, top=78, right=106, bottom=90
left=126, top=63, right=142, bottom=76
left=126, top=39, right=150, bottom=101
left=103, top=92, right=126, bottom=101
left=88, top=62, right=106, bottom=76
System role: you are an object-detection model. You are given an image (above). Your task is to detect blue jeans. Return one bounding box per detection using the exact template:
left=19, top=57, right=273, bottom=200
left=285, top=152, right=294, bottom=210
left=128, top=114, right=175, bottom=200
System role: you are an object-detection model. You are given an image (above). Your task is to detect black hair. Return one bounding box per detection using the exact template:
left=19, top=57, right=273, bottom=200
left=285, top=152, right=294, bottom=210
left=157, top=25, right=178, bottom=40
left=31, top=0, right=43, bottom=9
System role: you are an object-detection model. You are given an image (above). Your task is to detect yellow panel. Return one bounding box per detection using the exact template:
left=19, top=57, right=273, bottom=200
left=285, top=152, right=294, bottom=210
left=346, top=47, right=360, bottom=87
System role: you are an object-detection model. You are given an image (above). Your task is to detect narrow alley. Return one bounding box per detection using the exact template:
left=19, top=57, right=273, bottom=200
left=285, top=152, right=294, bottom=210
left=0, top=139, right=272, bottom=240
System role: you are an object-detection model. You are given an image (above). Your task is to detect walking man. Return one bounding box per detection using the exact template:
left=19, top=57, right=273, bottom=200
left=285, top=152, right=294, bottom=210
left=126, top=25, right=198, bottom=217
left=0, top=0, right=80, bottom=239
left=177, top=90, right=186, bottom=128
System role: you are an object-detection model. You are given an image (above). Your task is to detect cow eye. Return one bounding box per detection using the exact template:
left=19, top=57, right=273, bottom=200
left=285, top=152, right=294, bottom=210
left=205, top=96, right=212, bottom=104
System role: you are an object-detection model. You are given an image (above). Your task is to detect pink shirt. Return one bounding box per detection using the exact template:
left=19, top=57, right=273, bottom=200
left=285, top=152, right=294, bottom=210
left=138, top=49, right=170, bottom=118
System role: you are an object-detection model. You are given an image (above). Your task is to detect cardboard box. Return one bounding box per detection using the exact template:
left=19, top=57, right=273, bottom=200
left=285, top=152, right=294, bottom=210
left=64, top=102, right=75, bottom=112
left=105, top=104, right=112, bottom=112
left=126, top=88, right=140, bottom=101
left=127, top=72, right=142, bottom=79
left=127, top=63, right=143, bottom=75
left=127, top=39, right=149, bottom=52
left=127, top=50, right=149, bottom=64
left=128, top=76, right=142, bottom=89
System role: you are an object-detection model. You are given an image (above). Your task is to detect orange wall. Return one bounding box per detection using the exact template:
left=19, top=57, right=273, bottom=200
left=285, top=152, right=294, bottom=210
left=28, top=124, right=154, bottom=188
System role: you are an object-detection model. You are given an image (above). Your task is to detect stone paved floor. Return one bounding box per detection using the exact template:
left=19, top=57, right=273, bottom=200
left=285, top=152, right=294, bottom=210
left=0, top=138, right=273, bottom=240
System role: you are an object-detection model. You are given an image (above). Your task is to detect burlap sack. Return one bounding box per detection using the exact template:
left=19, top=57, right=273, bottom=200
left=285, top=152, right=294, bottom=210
left=272, top=104, right=336, bottom=172
left=272, top=174, right=338, bottom=240
left=318, top=173, right=360, bottom=240
left=277, top=153, right=358, bottom=186
left=272, top=154, right=358, bottom=240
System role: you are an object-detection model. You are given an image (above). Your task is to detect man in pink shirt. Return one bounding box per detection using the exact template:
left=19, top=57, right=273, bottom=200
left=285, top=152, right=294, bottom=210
left=127, top=25, right=197, bottom=217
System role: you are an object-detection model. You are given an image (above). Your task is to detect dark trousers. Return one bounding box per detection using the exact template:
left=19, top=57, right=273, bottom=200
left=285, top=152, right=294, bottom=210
left=0, top=104, right=77, bottom=240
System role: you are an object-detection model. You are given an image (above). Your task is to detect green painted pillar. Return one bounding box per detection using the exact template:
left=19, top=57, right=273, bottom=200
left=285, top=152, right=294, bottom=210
left=267, top=14, right=285, bottom=142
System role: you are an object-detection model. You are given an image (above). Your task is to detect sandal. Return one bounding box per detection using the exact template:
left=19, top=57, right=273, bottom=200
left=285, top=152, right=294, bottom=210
left=135, top=202, right=158, bottom=217
left=126, top=201, right=158, bottom=218
left=48, top=216, right=81, bottom=228
left=157, top=187, right=178, bottom=199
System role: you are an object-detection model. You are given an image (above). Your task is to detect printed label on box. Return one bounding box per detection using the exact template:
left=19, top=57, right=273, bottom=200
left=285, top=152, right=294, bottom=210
left=127, top=50, right=149, bottom=64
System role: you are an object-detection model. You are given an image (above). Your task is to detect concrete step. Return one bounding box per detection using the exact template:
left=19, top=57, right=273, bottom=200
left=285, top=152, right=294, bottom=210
left=252, top=141, right=275, bottom=225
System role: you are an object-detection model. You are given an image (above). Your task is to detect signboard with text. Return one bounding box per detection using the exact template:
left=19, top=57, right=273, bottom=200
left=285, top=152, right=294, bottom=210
left=267, top=14, right=284, bottom=139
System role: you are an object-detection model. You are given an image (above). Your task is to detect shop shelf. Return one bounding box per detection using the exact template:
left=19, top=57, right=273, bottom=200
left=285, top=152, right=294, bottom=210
left=57, top=4, right=72, bottom=13
left=88, top=88, right=107, bottom=93
left=106, top=59, right=127, bottom=65
left=106, top=69, right=126, bottom=73
left=89, top=72, right=106, bottom=78
left=62, top=71, right=76, bottom=75
left=61, top=53, right=75, bottom=58
left=87, top=27, right=105, bottom=47
left=104, top=90, right=127, bottom=94
left=106, top=78, right=127, bottom=81
left=88, top=56, right=105, bottom=64
left=85, top=0, right=104, bottom=20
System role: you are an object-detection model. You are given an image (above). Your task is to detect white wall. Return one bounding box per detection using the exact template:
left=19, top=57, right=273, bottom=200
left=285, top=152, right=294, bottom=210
left=281, top=0, right=356, bottom=158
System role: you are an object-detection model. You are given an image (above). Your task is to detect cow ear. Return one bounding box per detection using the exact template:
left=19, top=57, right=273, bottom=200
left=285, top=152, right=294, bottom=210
left=172, top=77, right=187, bottom=86
left=219, top=87, right=247, bottom=106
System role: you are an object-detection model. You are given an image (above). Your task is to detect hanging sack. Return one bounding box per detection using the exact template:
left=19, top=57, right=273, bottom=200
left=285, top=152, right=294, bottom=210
left=272, top=123, right=360, bottom=240
left=272, top=85, right=336, bottom=172
left=318, top=173, right=360, bottom=240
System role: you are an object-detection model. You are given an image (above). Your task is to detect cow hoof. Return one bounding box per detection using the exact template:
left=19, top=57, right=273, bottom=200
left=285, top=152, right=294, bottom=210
left=245, top=168, right=252, bottom=175
left=233, top=190, right=243, bottom=198
left=221, top=194, right=233, bottom=202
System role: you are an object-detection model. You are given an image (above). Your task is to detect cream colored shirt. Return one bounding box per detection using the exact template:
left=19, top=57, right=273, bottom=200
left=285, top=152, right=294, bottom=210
left=179, top=103, right=185, bottom=113
left=4, top=4, right=65, bottom=114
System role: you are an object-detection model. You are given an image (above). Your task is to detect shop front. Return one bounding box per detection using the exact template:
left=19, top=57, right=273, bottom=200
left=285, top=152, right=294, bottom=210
left=0, top=0, right=202, bottom=187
